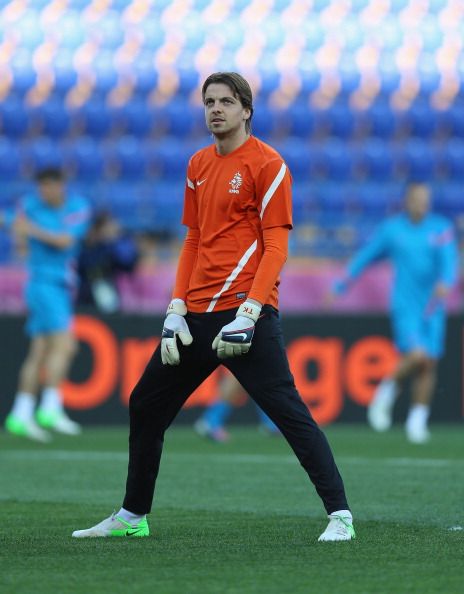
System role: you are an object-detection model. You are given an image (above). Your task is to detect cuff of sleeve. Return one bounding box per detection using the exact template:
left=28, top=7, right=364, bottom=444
left=167, top=298, right=187, bottom=316
left=236, top=300, right=261, bottom=323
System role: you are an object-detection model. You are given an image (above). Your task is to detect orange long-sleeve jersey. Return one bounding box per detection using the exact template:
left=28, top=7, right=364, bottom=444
left=172, top=136, right=293, bottom=313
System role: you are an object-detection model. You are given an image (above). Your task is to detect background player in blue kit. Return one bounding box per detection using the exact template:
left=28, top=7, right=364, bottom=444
left=332, top=183, right=458, bottom=444
left=4, top=167, right=91, bottom=442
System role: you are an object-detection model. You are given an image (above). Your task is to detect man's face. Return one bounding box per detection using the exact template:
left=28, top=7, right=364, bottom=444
left=203, top=83, right=250, bottom=136
left=405, top=185, right=431, bottom=222
left=38, top=178, right=65, bottom=207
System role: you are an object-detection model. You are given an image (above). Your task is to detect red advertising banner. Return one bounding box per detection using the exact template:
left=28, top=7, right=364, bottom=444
left=1, top=313, right=462, bottom=425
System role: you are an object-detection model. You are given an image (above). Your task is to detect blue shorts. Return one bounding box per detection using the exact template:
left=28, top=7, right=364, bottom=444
left=391, top=308, right=446, bottom=359
left=25, top=281, right=73, bottom=336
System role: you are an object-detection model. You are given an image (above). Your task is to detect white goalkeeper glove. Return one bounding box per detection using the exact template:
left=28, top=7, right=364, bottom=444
left=212, top=300, right=261, bottom=359
left=161, top=299, right=193, bottom=365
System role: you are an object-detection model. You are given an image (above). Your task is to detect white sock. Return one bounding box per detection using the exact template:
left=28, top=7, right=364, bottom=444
left=330, top=509, right=352, bottom=521
left=117, top=507, right=146, bottom=525
left=406, top=403, right=430, bottom=428
left=39, top=386, right=63, bottom=414
left=375, top=378, right=398, bottom=407
left=10, top=392, right=36, bottom=421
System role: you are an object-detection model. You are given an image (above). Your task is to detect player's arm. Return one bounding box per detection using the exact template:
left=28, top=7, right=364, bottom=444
left=171, top=227, right=199, bottom=301
left=14, top=200, right=91, bottom=250
left=13, top=214, right=73, bottom=248
left=434, top=222, right=459, bottom=298
left=161, top=167, right=198, bottom=365
left=333, top=223, right=390, bottom=296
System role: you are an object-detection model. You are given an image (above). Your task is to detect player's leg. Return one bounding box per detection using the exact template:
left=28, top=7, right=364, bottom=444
left=368, top=311, right=422, bottom=432
left=36, top=330, right=81, bottom=435
left=73, top=313, right=220, bottom=537
left=194, top=370, right=241, bottom=442
left=405, top=310, right=444, bottom=443
left=405, top=357, right=436, bottom=444
left=225, top=306, right=354, bottom=541
left=5, top=334, right=51, bottom=442
left=33, top=284, right=81, bottom=434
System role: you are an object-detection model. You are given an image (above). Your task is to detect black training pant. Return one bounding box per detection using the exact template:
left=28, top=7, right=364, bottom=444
left=123, top=306, right=349, bottom=515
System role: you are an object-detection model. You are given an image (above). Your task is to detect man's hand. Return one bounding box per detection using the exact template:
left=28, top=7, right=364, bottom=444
left=433, top=282, right=449, bottom=300
left=212, top=300, right=261, bottom=359
left=161, top=299, right=193, bottom=365
left=13, top=214, right=32, bottom=238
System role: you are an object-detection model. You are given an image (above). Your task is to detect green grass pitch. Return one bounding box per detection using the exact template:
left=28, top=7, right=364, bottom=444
left=1, top=424, right=463, bottom=594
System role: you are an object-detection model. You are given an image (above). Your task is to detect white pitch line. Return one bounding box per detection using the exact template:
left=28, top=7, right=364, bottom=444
left=1, top=450, right=462, bottom=468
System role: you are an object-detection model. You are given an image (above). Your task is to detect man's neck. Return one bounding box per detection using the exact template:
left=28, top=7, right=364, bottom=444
left=214, top=130, right=250, bottom=156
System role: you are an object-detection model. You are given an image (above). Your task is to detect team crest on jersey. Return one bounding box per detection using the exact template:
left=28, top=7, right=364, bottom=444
left=229, top=172, right=242, bottom=194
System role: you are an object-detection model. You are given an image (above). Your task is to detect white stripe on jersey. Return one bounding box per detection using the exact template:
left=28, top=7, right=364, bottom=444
left=259, top=162, right=287, bottom=219
left=187, top=177, right=195, bottom=190
left=206, top=240, right=258, bottom=312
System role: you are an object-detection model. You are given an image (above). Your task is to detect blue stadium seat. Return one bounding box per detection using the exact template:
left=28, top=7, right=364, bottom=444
left=257, top=59, right=281, bottom=100
left=31, top=98, right=72, bottom=138
left=252, top=104, right=276, bottom=138
left=397, top=139, right=436, bottom=181
left=359, top=139, right=394, bottom=180
left=276, top=138, right=311, bottom=180
left=325, top=102, right=357, bottom=139
left=161, top=101, right=198, bottom=137
left=10, top=49, right=37, bottom=96
left=140, top=16, right=165, bottom=50
left=355, top=182, right=400, bottom=215
left=421, top=17, right=444, bottom=51
left=341, top=17, right=365, bottom=51
left=111, top=0, right=134, bottom=9
left=76, top=99, right=113, bottom=137
left=150, top=181, right=185, bottom=231
left=262, top=17, right=286, bottom=52
left=96, top=11, right=125, bottom=48
left=113, top=99, right=154, bottom=137
left=362, top=99, right=397, bottom=138
left=55, top=12, right=86, bottom=48
left=182, top=17, right=207, bottom=51
left=338, top=56, right=361, bottom=93
left=93, top=50, right=119, bottom=94
left=286, top=102, right=315, bottom=138
left=24, top=137, right=64, bottom=171
left=318, top=183, right=350, bottom=214
left=436, top=102, right=464, bottom=137
left=65, top=137, right=104, bottom=180
left=321, top=138, right=354, bottom=180
left=440, top=139, right=464, bottom=180
left=108, top=136, right=148, bottom=179
left=148, top=138, right=191, bottom=180
left=52, top=48, right=79, bottom=93
left=378, top=52, right=401, bottom=93
left=0, top=138, right=21, bottom=179
left=403, top=99, right=437, bottom=137
left=16, top=11, right=44, bottom=49
left=0, top=99, right=30, bottom=137
left=418, top=56, right=441, bottom=95
left=177, top=63, right=200, bottom=96
left=434, top=184, right=463, bottom=216
left=133, top=51, right=159, bottom=94
left=297, top=55, right=322, bottom=96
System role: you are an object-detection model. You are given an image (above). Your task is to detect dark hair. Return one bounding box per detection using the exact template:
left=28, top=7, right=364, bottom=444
left=35, top=167, right=64, bottom=182
left=202, top=72, right=254, bottom=133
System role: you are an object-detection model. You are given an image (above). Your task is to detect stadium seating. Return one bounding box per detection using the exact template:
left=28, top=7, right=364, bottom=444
left=0, top=0, right=463, bottom=260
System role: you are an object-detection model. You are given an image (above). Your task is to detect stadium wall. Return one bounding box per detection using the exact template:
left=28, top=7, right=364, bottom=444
left=1, top=313, right=463, bottom=426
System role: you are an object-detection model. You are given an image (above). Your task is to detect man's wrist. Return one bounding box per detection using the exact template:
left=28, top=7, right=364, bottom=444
left=167, top=298, right=187, bottom=316
left=236, top=300, right=261, bottom=323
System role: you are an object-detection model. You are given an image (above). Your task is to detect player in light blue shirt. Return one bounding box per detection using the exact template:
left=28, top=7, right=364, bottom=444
left=5, top=167, right=91, bottom=442
left=333, top=183, right=458, bottom=443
